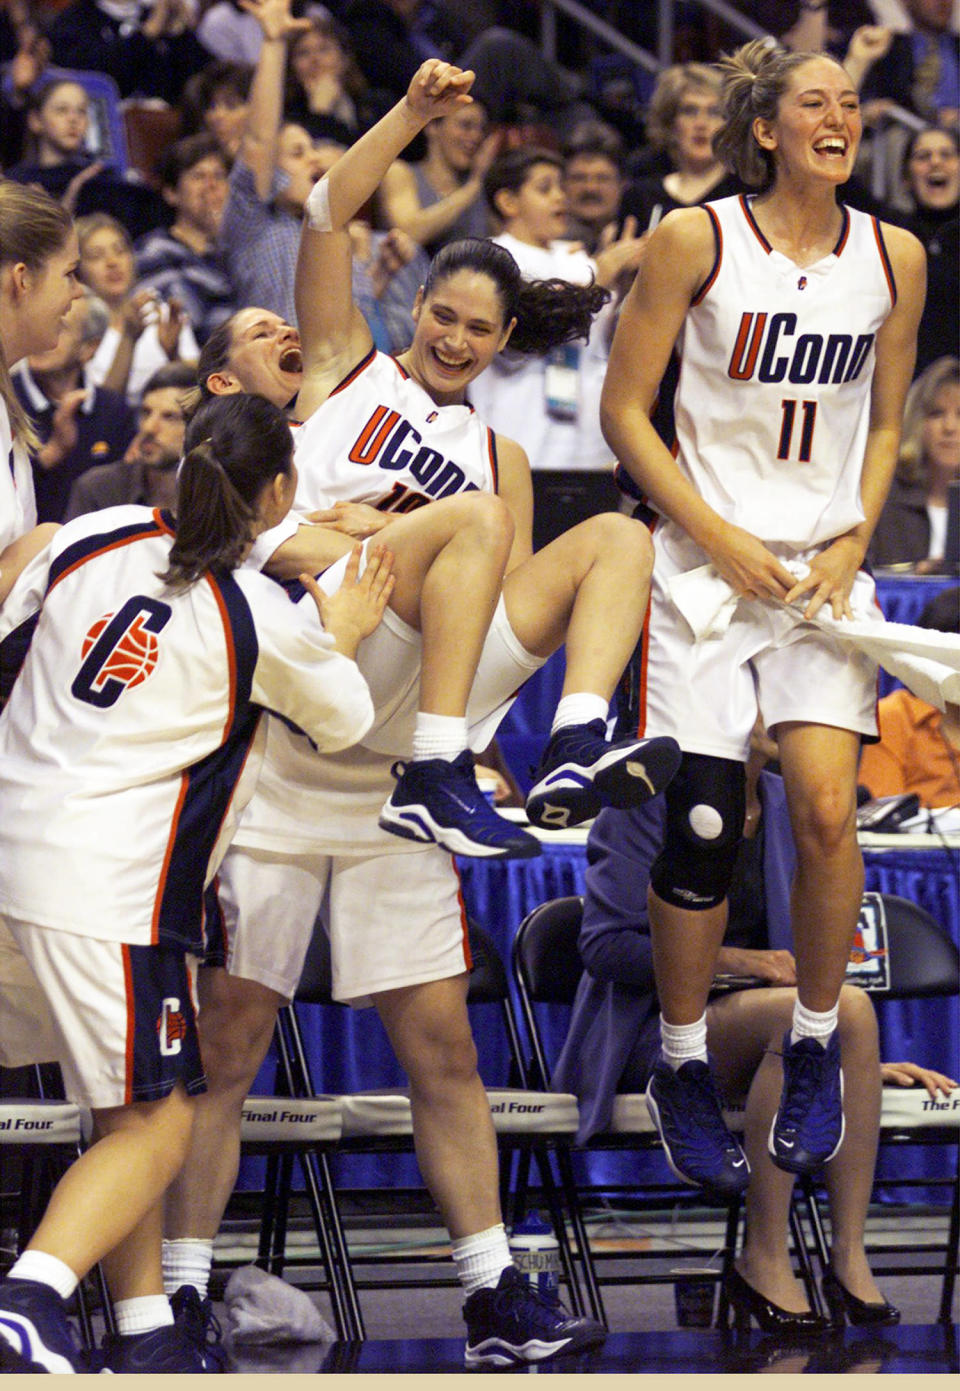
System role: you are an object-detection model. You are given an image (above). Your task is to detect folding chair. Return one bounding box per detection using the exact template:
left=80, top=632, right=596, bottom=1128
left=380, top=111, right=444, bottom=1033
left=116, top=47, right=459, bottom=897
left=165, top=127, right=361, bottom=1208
left=261, top=918, right=600, bottom=1334
left=0, top=1066, right=115, bottom=1349
left=790, top=893, right=960, bottom=1323
left=512, top=895, right=753, bottom=1329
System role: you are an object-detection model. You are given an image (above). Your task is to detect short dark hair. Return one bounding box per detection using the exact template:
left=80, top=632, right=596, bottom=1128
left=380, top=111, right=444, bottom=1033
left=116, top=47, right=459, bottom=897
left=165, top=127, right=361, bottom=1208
left=483, top=147, right=564, bottom=214
left=156, top=133, right=228, bottom=191
left=562, top=120, right=625, bottom=174
left=141, top=362, right=197, bottom=402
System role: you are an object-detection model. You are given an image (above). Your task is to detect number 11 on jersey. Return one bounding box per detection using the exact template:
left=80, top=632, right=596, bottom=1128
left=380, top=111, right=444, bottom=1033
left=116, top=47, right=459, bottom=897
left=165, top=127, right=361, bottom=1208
left=777, top=398, right=818, bottom=463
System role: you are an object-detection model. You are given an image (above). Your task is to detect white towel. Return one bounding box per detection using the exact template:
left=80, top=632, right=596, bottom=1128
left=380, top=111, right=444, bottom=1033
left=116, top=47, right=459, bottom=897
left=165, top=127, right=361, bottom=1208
left=224, top=1265, right=336, bottom=1345
left=667, top=563, right=960, bottom=711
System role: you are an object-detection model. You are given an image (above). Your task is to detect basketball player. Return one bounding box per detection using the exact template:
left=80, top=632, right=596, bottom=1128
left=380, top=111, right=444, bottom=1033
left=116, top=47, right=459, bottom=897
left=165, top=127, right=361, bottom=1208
left=160, top=58, right=685, bottom=1369
left=599, top=40, right=925, bottom=1205
left=0, top=182, right=83, bottom=605
left=0, top=393, right=393, bottom=1373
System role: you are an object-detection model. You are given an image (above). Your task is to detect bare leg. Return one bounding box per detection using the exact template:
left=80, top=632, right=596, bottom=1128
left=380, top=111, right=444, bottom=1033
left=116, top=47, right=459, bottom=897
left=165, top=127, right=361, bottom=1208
left=26, top=1086, right=195, bottom=1287
left=165, top=968, right=284, bottom=1242
left=776, top=723, right=863, bottom=1012
left=374, top=975, right=502, bottom=1239
left=501, top=512, right=653, bottom=699
left=708, top=984, right=884, bottom=1310
left=649, top=895, right=728, bottom=1024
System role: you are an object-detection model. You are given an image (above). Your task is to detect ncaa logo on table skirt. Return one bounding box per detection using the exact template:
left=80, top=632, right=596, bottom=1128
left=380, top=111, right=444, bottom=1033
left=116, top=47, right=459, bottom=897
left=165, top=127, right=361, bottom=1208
left=72, top=596, right=171, bottom=709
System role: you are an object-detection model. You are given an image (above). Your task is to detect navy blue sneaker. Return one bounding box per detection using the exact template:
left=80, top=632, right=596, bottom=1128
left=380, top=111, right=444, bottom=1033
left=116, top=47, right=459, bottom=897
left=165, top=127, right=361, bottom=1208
left=379, top=751, right=541, bottom=858
left=463, top=1266, right=605, bottom=1368
left=525, top=721, right=681, bottom=829
left=101, top=1321, right=206, bottom=1373
left=645, top=1055, right=750, bottom=1199
left=769, top=1030, right=844, bottom=1175
left=170, top=1284, right=229, bottom=1372
left=0, top=1276, right=81, bottom=1373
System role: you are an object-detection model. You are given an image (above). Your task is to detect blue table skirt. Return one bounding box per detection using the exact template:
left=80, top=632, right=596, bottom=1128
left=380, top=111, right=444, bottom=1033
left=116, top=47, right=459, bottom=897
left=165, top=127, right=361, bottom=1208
left=244, top=840, right=958, bottom=1200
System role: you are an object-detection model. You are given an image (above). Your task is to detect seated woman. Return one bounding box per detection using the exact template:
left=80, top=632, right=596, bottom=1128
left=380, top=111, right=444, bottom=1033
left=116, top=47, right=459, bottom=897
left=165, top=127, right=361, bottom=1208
left=283, top=14, right=390, bottom=148
left=553, top=726, right=956, bottom=1333
left=869, top=356, right=959, bottom=571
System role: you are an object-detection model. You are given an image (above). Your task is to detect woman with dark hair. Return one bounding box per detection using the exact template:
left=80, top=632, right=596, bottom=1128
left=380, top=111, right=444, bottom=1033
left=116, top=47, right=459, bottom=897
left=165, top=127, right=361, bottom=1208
left=900, top=125, right=959, bottom=373
left=181, top=60, right=254, bottom=164
left=161, top=57, right=674, bottom=1373
left=0, top=389, right=390, bottom=1374
left=600, top=34, right=925, bottom=1254
left=283, top=14, right=390, bottom=146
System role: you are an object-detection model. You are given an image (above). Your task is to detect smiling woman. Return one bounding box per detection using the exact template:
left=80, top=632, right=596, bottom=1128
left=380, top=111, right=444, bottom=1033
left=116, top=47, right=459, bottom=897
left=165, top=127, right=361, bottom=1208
left=599, top=37, right=927, bottom=1231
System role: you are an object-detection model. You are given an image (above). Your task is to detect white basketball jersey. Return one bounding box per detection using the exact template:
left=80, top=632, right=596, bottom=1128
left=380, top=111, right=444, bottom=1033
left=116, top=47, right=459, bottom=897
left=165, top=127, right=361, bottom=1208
left=0, top=402, right=37, bottom=555
left=672, top=195, right=896, bottom=548
left=0, top=506, right=372, bottom=948
left=292, top=348, right=498, bottom=514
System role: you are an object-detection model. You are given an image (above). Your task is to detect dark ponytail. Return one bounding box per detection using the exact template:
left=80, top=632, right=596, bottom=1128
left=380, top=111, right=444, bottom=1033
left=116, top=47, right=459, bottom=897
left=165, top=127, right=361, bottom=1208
left=422, top=238, right=609, bottom=357
left=160, top=393, right=294, bottom=589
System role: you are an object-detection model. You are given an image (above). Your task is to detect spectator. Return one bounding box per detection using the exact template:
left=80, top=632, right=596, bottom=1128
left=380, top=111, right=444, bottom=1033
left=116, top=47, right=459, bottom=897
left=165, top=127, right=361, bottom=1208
left=65, top=361, right=193, bottom=519
left=562, top=121, right=627, bottom=255
left=77, top=212, right=199, bottom=403
left=12, top=288, right=136, bottom=523
left=378, top=99, right=497, bottom=254
left=284, top=14, right=391, bottom=146
left=347, top=221, right=430, bottom=354
left=180, top=59, right=253, bottom=163
left=859, top=0, right=959, bottom=126
left=858, top=587, right=960, bottom=806
left=197, top=0, right=332, bottom=64
left=554, top=731, right=953, bottom=1332
left=135, top=133, right=236, bottom=347
left=899, top=125, right=959, bottom=371
left=870, top=356, right=960, bottom=567
left=621, top=64, right=741, bottom=225
left=469, top=146, right=646, bottom=549
left=3, top=77, right=165, bottom=239
left=46, top=0, right=210, bottom=106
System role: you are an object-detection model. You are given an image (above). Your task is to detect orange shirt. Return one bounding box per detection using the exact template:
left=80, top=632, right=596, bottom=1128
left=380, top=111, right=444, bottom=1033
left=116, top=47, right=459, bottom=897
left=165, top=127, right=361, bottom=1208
left=859, top=690, right=960, bottom=808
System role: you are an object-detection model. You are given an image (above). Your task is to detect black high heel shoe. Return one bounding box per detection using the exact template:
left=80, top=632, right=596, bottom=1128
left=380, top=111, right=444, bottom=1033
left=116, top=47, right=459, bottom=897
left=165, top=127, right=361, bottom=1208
left=724, top=1267, right=829, bottom=1337
left=821, top=1268, right=901, bottom=1326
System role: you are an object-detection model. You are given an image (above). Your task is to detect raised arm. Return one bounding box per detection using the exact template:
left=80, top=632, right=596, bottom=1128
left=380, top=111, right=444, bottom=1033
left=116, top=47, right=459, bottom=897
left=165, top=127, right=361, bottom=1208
left=238, top=0, right=311, bottom=200
left=293, top=60, right=476, bottom=419
left=600, top=208, right=797, bottom=602
left=378, top=129, right=499, bottom=248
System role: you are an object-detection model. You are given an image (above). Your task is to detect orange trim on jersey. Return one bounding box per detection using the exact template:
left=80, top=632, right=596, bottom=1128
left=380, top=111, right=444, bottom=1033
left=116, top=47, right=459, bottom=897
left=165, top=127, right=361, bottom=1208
left=486, top=428, right=499, bottom=493
left=833, top=206, right=851, bottom=257
left=871, top=218, right=897, bottom=307
left=348, top=405, right=400, bottom=465
left=691, top=205, right=723, bottom=305
left=121, top=944, right=135, bottom=1105
left=328, top=345, right=377, bottom=398
left=204, top=573, right=238, bottom=742
left=153, top=508, right=173, bottom=536
left=47, top=524, right=163, bottom=595
left=390, top=355, right=410, bottom=380
left=739, top=195, right=771, bottom=253
left=152, top=774, right=188, bottom=945
left=451, top=857, right=473, bottom=973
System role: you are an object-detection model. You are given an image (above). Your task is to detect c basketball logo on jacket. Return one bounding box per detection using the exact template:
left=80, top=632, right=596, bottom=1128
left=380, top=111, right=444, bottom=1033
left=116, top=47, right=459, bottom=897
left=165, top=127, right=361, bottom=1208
left=72, top=595, right=171, bottom=708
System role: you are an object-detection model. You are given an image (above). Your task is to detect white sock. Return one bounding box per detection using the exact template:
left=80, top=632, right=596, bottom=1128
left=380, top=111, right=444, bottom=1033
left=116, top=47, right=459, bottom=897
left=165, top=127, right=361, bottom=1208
left=790, top=999, right=838, bottom=1046
left=451, top=1223, right=513, bottom=1295
left=162, top=1238, right=213, bottom=1300
left=660, top=1014, right=708, bottom=1070
left=113, top=1295, right=174, bottom=1336
left=412, top=712, right=468, bottom=763
left=9, top=1250, right=78, bottom=1301
left=551, top=693, right=609, bottom=736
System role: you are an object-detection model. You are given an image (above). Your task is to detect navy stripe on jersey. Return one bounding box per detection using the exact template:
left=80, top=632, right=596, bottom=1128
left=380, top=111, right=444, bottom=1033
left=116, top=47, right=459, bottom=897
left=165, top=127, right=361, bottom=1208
left=0, top=611, right=40, bottom=704
left=46, top=517, right=164, bottom=595
left=330, top=345, right=377, bottom=398
left=871, top=218, right=897, bottom=306
left=124, top=943, right=206, bottom=1103
left=151, top=568, right=261, bottom=951
left=692, top=205, right=722, bottom=305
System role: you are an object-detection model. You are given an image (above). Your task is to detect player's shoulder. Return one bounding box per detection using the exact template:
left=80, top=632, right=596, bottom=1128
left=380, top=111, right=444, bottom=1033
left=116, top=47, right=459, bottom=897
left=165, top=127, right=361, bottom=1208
left=875, top=218, right=926, bottom=273
left=54, top=505, right=161, bottom=556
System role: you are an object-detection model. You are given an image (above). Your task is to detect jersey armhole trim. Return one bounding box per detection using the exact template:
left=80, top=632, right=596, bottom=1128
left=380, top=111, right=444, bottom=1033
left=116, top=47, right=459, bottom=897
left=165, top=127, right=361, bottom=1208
left=329, top=344, right=378, bottom=398
left=486, top=428, right=499, bottom=493
left=691, top=205, right=723, bottom=306
left=871, top=218, right=897, bottom=308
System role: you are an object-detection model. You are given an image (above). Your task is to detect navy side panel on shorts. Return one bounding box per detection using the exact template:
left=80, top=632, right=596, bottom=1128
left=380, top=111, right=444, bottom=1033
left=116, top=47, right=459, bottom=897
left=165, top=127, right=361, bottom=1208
left=125, top=944, right=206, bottom=1104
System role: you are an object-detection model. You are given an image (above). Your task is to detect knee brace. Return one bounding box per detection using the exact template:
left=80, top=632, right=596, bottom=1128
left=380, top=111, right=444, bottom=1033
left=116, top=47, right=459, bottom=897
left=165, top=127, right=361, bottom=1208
left=650, top=753, right=746, bottom=910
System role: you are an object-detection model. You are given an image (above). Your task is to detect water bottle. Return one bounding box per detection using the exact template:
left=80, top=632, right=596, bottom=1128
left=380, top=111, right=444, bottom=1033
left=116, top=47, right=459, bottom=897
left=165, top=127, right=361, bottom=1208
left=508, top=1210, right=561, bottom=1300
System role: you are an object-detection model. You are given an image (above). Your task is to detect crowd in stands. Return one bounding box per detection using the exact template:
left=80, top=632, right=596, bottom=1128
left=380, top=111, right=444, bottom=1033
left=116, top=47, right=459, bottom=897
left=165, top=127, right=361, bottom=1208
left=0, top=1, right=955, bottom=556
